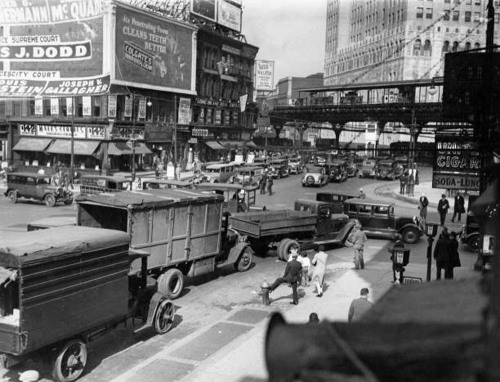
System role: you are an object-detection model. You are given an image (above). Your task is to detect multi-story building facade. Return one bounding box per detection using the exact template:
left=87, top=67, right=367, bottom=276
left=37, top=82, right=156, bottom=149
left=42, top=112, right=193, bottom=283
left=324, top=0, right=497, bottom=86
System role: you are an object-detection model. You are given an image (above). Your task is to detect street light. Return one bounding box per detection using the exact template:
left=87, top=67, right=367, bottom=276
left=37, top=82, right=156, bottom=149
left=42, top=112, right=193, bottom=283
left=128, top=133, right=138, bottom=185
left=425, top=222, right=439, bottom=282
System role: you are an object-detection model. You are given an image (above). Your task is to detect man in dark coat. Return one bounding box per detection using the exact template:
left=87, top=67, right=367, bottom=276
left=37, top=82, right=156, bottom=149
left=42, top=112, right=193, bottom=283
left=433, top=228, right=452, bottom=280
left=448, top=231, right=461, bottom=279
left=451, top=192, right=466, bottom=223
left=388, top=234, right=405, bottom=283
left=399, top=172, right=408, bottom=195
left=437, top=194, right=450, bottom=226
left=270, top=246, right=302, bottom=304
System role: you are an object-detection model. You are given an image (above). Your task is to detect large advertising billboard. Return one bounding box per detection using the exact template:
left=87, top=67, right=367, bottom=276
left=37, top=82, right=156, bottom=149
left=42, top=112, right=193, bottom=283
left=0, top=0, right=108, bottom=97
left=114, top=4, right=194, bottom=93
left=254, top=60, right=275, bottom=91
left=191, top=0, right=217, bottom=22
left=432, top=133, right=480, bottom=191
left=218, top=0, right=242, bottom=32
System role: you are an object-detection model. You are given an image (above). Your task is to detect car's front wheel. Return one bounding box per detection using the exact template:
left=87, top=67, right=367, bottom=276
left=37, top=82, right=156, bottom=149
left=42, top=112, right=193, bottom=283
left=402, top=227, right=419, bottom=244
left=45, top=194, right=56, bottom=207
left=7, top=190, right=17, bottom=204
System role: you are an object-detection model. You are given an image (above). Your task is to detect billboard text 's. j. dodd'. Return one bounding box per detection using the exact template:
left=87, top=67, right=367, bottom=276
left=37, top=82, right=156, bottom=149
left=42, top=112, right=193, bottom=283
left=115, top=5, right=193, bottom=92
left=0, top=0, right=108, bottom=97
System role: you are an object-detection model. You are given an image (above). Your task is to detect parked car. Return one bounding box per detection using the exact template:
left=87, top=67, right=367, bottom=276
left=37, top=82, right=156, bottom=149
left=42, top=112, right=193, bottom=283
left=393, top=156, right=409, bottom=170
left=376, top=159, right=405, bottom=180
left=80, top=175, right=130, bottom=195
left=459, top=210, right=480, bottom=250
left=202, top=163, right=236, bottom=183
left=269, top=158, right=289, bottom=178
left=288, top=157, right=304, bottom=175
left=359, top=159, right=377, bottom=178
left=343, top=198, right=423, bottom=244
left=316, top=191, right=360, bottom=213
left=325, top=160, right=348, bottom=183
left=301, top=166, right=328, bottom=187
left=344, top=157, right=360, bottom=177
left=4, top=172, right=73, bottom=207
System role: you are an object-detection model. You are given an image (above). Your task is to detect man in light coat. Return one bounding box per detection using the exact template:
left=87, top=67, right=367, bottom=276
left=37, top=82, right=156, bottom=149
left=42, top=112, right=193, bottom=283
left=311, top=245, right=328, bottom=298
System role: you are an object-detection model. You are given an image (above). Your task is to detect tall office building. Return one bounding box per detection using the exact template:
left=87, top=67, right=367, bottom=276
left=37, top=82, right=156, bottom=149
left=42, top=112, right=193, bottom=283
left=324, top=0, right=498, bottom=86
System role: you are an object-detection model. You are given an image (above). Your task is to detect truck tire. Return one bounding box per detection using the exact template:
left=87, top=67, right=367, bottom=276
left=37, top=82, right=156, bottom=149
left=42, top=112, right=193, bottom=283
left=52, top=339, right=87, bottom=382
left=157, top=269, right=184, bottom=300
left=153, top=299, right=175, bottom=334
left=277, top=239, right=299, bottom=262
left=235, top=247, right=253, bottom=272
left=7, top=190, right=17, bottom=204
left=45, top=194, right=56, bottom=207
left=402, top=227, right=419, bottom=244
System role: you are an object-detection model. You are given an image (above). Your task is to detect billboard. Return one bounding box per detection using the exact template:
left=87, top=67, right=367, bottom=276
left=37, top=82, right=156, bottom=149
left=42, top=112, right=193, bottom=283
left=218, top=0, right=242, bottom=32
left=191, top=0, right=217, bottom=22
left=0, top=0, right=108, bottom=97
left=432, top=133, right=480, bottom=191
left=115, top=4, right=194, bottom=93
left=254, top=60, right=275, bottom=91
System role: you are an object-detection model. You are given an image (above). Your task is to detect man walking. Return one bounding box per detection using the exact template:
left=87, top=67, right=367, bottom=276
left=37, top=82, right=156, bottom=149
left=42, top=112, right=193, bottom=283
left=269, top=246, right=302, bottom=305
left=259, top=172, right=267, bottom=194
left=433, top=228, right=452, bottom=280
left=311, top=245, right=328, bottom=297
left=451, top=192, right=466, bottom=223
left=399, top=171, right=408, bottom=195
left=347, top=222, right=368, bottom=270
left=388, top=234, right=405, bottom=283
left=348, top=288, right=373, bottom=322
left=266, top=175, right=274, bottom=196
left=437, top=194, right=450, bottom=226
left=418, top=193, right=429, bottom=227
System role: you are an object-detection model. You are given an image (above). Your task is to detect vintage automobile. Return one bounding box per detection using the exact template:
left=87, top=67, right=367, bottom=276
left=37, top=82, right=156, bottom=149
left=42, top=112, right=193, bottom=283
left=79, top=175, right=130, bottom=195
left=4, top=172, right=73, bottom=207
left=142, top=179, right=194, bottom=190
left=301, top=165, right=328, bottom=187
left=393, top=156, right=409, bottom=170
left=344, top=157, right=360, bottom=177
left=325, top=160, right=348, bottom=183
left=0, top=226, right=175, bottom=382
left=359, top=159, right=377, bottom=178
left=269, top=158, right=289, bottom=179
left=343, top=198, right=423, bottom=244
left=202, top=163, right=237, bottom=183
left=233, top=166, right=264, bottom=185
left=288, top=157, right=304, bottom=175
left=316, top=191, right=360, bottom=213
left=375, top=159, right=405, bottom=180
left=459, top=211, right=480, bottom=250
left=194, top=182, right=265, bottom=214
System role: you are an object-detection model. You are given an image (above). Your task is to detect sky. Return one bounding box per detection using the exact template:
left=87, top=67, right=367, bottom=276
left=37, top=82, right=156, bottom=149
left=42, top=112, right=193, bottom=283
left=241, top=0, right=327, bottom=86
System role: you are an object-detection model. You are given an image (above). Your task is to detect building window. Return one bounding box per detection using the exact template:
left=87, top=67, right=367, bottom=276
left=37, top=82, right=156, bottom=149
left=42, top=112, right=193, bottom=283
left=423, top=40, right=432, bottom=56
left=465, top=11, right=471, bottom=22
left=475, top=0, right=481, bottom=4
left=444, top=10, right=450, bottom=20
left=474, top=42, right=481, bottom=49
left=413, top=39, right=422, bottom=55
left=465, top=41, right=471, bottom=50
left=474, top=12, right=481, bottom=22
left=442, top=40, right=450, bottom=54
left=452, top=10, right=459, bottom=21
left=416, top=7, right=423, bottom=18
left=426, top=8, right=433, bottom=19
left=496, top=13, right=500, bottom=23
left=452, top=41, right=459, bottom=52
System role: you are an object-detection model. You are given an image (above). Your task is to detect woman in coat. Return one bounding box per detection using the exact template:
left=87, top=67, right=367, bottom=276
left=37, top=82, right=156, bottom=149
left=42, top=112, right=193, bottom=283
left=311, top=245, right=328, bottom=297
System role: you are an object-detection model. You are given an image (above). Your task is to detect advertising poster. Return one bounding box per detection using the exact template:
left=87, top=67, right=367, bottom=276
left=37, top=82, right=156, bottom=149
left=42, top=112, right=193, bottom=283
left=138, top=98, right=147, bottom=119
left=218, top=0, right=242, bottom=32
left=50, top=98, right=59, bottom=115
left=108, top=95, right=117, bottom=118
left=115, top=4, right=193, bottom=92
left=0, top=0, right=108, bottom=97
left=124, top=96, right=132, bottom=117
left=214, top=109, right=222, bottom=125
left=66, top=97, right=73, bottom=116
left=254, top=60, right=275, bottom=91
left=82, top=96, right=92, bottom=116
left=35, top=98, right=43, bottom=115
left=191, top=0, right=217, bottom=22
left=178, top=97, right=192, bottom=125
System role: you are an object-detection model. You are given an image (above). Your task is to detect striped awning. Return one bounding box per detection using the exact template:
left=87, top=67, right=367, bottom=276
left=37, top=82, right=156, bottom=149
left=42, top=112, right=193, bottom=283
left=13, top=138, right=52, bottom=152
left=108, top=141, right=152, bottom=156
left=204, top=141, right=225, bottom=150
left=46, top=140, right=101, bottom=156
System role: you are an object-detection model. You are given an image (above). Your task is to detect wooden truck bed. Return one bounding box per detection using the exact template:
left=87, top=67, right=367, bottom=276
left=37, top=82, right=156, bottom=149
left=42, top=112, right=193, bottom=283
left=229, top=210, right=318, bottom=238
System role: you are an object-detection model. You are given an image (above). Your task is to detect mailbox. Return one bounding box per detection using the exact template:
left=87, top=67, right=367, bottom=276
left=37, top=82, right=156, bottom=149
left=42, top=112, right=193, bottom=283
left=392, top=249, right=411, bottom=266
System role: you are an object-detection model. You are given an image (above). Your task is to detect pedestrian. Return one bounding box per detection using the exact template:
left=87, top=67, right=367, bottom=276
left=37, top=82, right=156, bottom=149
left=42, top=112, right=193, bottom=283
left=418, top=193, right=429, bottom=227
left=437, top=194, right=450, bottom=226
left=449, top=231, right=461, bottom=279
left=399, top=172, right=408, bottom=195
left=266, top=175, right=274, bottom=196
left=299, top=252, right=311, bottom=287
left=269, top=245, right=302, bottom=305
left=346, top=222, right=367, bottom=270
left=348, top=288, right=373, bottom=322
left=358, top=188, right=366, bottom=199
left=433, top=228, right=453, bottom=280
left=388, top=234, right=405, bottom=283
left=259, top=172, right=267, bottom=194
left=236, top=190, right=247, bottom=212
left=308, top=312, right=320, bottom=323
left=451, top=192, right=466, bottom=223
left=311, top=245, right=328, bottom=298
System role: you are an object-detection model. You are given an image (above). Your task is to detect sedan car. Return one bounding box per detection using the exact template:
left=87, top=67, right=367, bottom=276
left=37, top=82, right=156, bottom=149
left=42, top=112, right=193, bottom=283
left=301, top=166, right=328, bottom=187
left=376, top=160, right=405, bottom=180
left=359, top=159, right=377, bottom=178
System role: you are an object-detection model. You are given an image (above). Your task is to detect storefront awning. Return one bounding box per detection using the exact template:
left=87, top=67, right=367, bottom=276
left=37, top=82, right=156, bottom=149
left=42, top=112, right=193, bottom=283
left=245, top=141, right=258, bottom=149
left=220, top=140, right=245, bottom=149
left=204, top=141, right=225, bottom=150
left=46, top=140, right=101, bottom=156
left=13, top=138, right=52, bottom=152
left=108, top=141, right=152, bottom=156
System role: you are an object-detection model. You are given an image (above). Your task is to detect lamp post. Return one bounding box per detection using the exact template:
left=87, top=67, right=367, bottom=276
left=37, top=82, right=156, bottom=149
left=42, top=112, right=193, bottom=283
left=425, top=222, right=439, bottom=282
left=128, top=133, right=138, bottom=185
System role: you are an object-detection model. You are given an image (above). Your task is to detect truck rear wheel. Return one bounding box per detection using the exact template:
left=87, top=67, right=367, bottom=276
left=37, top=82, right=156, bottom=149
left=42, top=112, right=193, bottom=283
left=277, top=239, right=299, bottom=261
left=157, top=269, right=184, bottom=299
left=52, top=339, right=87, bottom=382
left=235, top=247, right=253, bottom=272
